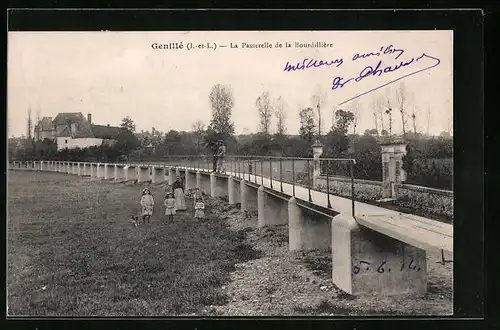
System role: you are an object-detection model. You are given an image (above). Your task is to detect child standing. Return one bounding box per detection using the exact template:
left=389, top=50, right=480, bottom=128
left=164, top=192, right=177, bottom=222
left=194, top=197, right=205, bottom=219
left=140, top=188, right=154, bottom=224
left=192, top=187, right=204, bottom=207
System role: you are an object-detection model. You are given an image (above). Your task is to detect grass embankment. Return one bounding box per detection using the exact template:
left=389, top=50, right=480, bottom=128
left=7, top=170, right=260, bottom=316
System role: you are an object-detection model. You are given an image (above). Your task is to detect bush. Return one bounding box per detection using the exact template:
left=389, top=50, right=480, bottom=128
left=402, top=137, right=453, bottom=190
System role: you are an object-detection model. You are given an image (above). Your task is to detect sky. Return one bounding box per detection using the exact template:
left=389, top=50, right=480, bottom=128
left=7, top=30, right=453, bottom=138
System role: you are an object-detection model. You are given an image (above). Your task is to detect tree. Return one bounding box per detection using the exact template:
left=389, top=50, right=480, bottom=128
left=323, top=129, right=350, bottom=157
left=372, top=94, right=385, bottom=136
left=120, top=116, right=136, bottom=133
left=192, top=120, right=205, bottom=154
left=411, top=104, right=417, bottom=135
left=334, top=109, right=355, bottom=135
left=27, top=106, right=33, bottom=140
left=311, top=85, right=327, bottom=139
left=298, top=107, right=317, bottom=142
left=115, top=128, right=140, bottom=159
left=162, top=130, right=184, bottom=155
left=364, top=128, right=378, bottom=136
left=255, top=91, right=273, bottom=136
left=209, top=84, right=235, bottom=138
left=395, top=81, right=410, bottom=136
left=349, top=99, right=361, bottom=135
left=384, top=95, right=393, bottom=137
left=274, top=96, right=287, bottom=136
left=203, top=125, right=222, bottom=154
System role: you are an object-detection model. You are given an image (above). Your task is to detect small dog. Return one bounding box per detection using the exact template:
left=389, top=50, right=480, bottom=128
left=130, top=215, right=139, bottom=227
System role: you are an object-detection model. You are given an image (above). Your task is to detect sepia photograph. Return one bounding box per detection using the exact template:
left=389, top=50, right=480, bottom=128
left=7, top=29, right=454, bottom=317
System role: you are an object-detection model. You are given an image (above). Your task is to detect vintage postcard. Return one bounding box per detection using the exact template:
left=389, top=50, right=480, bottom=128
left=8, top=30, right=453, bottom=317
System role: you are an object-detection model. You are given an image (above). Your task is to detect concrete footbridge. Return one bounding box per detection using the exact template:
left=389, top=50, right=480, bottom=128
left=9, top=153, right=453, bottom=296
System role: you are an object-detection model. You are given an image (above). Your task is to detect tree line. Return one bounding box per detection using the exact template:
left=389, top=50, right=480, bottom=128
left=10, top=83, right=453, bottom=189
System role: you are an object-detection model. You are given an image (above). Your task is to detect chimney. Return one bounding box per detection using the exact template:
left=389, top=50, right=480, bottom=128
left=87, top=113, right=92, bottom=125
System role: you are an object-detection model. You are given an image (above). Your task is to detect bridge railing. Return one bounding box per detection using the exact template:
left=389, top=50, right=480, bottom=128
left=19, top=156, right=357, bottom=215
left=228, top=156, right=357, bottom=216
left=121, top=155, right=357, bottom=216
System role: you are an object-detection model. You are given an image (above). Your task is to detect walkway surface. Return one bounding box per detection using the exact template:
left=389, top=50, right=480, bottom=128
left=186, top=167, right=453, bottom=255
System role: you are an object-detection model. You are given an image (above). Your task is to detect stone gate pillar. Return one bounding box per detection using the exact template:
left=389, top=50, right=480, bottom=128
left=312, top=140, right=323, bottom=189
left=380, top=139, right=407, bottom=199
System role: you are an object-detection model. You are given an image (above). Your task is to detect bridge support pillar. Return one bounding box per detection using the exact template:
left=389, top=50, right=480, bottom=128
left=210, top=173, right=227, bottom=198
left=258, top=186, right=288, bottom=227
left=210, top=172, right=217, bottom=197
left=104, top=164, right=114, bottom=179
left=185, top=170, right=195, bottom=191
left=288, top=197, right=331, bottom=251
left=124, top=165, right=135, bottom=181
left=196, top=171, right=202, bottom=190
left=152, top=166, right=165, bottom=184
left=97, top=163, right=105, bottom=179
left=89, top=163, right=96, bottom=177
left=240, top=179, right=247, bottom=212
left=82, top=163, right=89, bottom=176
left=138, top=166, right=150, bottom=183
left=228, top=176, right=237, bottom=205
left=168, top=167, right=176, bottom=185
left=331, top=213, right=427, bottom=295
left=114, top=164, right=124, bottom=181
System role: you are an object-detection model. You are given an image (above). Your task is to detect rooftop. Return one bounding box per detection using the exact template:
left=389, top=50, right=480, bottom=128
left=92, top=124, right=121, bottom=139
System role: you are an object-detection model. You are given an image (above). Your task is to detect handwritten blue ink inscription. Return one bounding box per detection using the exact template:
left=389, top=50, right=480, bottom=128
left=353, top=260, right=422, bottom=275
left=282, top=44, right=441, bottom=105
left=335, top=53, right=441, bottom=105
left=352, top=44, right=405, bottom=61
left=284, top=57, right=344, bottom=72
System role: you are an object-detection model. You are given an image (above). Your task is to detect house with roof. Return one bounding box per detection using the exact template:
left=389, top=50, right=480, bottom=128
left=34, top=112, right=121, bottom=151
left=33, top=117, right=56, bottom=141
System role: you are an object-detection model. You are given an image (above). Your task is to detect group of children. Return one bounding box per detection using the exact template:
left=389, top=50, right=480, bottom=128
left=139, top=186, right=205, bottom=224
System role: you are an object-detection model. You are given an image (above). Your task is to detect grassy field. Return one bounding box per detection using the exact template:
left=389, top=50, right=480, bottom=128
left=7, top=170, right=260, bottom=316
left=7, top=169, right=452, bottom=316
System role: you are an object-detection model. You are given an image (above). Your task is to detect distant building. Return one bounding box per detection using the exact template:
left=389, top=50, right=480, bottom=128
left=34, top=112, right=121, bottom=151
left=33, top=117, right=56, bottom=141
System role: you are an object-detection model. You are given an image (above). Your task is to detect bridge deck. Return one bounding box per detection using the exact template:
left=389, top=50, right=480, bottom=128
left=188, top=168, right=453, bottom=255
left=18, top=164, right=452, bottom=255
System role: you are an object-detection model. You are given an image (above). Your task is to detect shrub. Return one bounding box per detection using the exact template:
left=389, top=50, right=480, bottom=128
left=402, top=137, right=453, bottom=190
